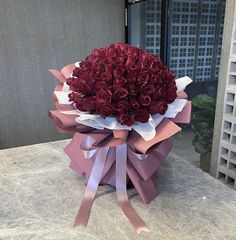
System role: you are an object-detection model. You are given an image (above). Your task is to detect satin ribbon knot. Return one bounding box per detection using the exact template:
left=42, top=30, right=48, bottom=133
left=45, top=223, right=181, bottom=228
left=73, top=130, right=149, bottom=233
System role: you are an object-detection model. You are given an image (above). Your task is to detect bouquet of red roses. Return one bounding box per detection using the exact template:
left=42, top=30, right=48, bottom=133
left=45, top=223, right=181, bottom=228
left=67, top=43, right=177, bottom=126
left=49, top=43, right=192, bottom=233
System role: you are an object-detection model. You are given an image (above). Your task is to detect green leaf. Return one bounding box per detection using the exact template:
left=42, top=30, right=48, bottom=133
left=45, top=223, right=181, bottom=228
left=192, top=110, right=215, bottom=122
left=191, top=121, right=210, bottom=136
left=192, top=94, right=216, bottom=111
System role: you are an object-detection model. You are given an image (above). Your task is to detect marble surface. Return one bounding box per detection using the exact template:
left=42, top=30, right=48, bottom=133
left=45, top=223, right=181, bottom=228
left=0, top=138, right=236, bottom=240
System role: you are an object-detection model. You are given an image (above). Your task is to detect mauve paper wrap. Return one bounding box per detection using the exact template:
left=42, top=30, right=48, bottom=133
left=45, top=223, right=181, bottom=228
left=48, top=63, right=192, bottom=232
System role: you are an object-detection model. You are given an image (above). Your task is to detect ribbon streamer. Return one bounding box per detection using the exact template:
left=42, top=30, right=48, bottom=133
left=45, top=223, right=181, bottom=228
left=116, top=144, right=149, bottom=233
left=73, top=147, right=109, bottom=227
left=73, top=138, right=149, bottom=233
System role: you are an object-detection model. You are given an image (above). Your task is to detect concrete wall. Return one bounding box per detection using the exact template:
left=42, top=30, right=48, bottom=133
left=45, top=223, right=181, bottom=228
left=0, top=0, right=125, bottom=149
left=211, top=0, right=235, bottom=178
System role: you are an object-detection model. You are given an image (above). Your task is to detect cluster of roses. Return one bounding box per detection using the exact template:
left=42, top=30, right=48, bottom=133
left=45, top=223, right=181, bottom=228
left=66, top=43, right=177, bottom=126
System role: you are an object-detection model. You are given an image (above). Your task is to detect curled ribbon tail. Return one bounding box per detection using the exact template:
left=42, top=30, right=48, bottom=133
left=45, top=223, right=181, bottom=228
left=115, top=144, right=150, bottom=233
left=73, top=147, right=109, bottom=227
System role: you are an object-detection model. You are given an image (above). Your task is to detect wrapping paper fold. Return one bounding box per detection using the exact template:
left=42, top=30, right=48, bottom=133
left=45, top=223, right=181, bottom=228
left=49, top=63, right=192, bottom=233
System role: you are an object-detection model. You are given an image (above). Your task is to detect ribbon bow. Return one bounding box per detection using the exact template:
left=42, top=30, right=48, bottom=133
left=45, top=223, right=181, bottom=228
left=63, top=121, right=181, bottom=233
left=73, top=130, right=150, bottom=233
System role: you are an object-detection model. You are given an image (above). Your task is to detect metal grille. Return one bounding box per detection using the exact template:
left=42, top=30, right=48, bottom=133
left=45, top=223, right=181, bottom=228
left=170, top=0, right=225, bottom=82
left=145, top=0, right=161, bottom=55
left=145, top=0, right=225, bottom=82
left=170, top=1, right=198, bottom=79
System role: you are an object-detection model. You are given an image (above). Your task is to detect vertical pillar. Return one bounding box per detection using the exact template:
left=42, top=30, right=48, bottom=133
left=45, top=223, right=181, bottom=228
left=211, top=0, right=236, bottom=190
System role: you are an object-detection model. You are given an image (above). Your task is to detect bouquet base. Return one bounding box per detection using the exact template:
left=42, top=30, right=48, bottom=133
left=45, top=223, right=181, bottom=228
left=66, top=133, right=173, bottom=204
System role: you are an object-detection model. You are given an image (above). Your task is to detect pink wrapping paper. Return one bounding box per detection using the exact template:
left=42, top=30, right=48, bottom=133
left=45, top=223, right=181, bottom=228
left=49, top=64, right=192, bottom=233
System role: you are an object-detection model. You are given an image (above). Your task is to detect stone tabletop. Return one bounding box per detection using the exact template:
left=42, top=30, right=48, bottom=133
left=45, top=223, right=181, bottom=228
left=0, top=139, right=236, bottom=240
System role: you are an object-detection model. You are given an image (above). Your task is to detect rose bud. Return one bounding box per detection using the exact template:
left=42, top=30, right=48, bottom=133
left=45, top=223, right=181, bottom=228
left=128, top=84, right=139, bottom=96
left=101, top=72, right=113, bottom=82
left=152, top=86, right=167, bottom=100
left=96, top=89, right=112, bottom=103
left=95, top=81, right=107, bottom=91
left=117, top=100, right=129, bottom=113
left=129, top=99, right=140, bottom=110
left=114, top=76, right=127, bottom=86
left=82, top=97, right=96, bottom=112
left=136, top=73, right=149, bottom=85
left=114, top=67, right=127, bottom=78
left=148, top=100, right=168, bottom=115
left=68, top=92, right=78, bottom=102
left=99, top=104, right=114, bottom=118
left=138, top=95, right=152, bottom=106
left=141, top=84, right=155, bottom=95
left=114, top=88, right=128, bottom=99
left=134, top=109, right=150, bottom=123
left=117, top=113, right=134, bottom=126
left=72, top=67, right=83, bottom=78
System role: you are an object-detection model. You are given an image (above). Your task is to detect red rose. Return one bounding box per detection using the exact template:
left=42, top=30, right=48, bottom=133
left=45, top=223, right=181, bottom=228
left=117, top=100, right=129, bottom=113
left=114, top=76, right=127, bottom=86
left=68, top=92, right=78, bottom=102
left=114, top=58, right=126, bottom=67
left=118, top=113, right=134, bottom=126
left=166, top=87, right=177, bottom=103
left=92, top=64, right=101, bottom=76
left=82, top=97, right=96, bottom=112
left=72, top=81, right=92, bottom=95
left=100, top=72, right=113, bottom=82
left=102, top=59, right=113, bottom=72
left=66, top=77, right=77, bottom=88
left=80, top=61, right=92, bottom=71
left=141, top=84, right=155, bottom=95
left=128, top=84, right=139, bottom=96
left=148, top=100, right=168, bottom=115
left=129, top=99, right=140, bottom=110
left=95, top=81, right=107, bottom=91
left=152, top=86, right=167, bottom=100
left=136, top=73, right=149, bottom=85
left=151, top=72, right=164, bottom=85
left=114, top=66, right=127, bottom=78
left=126, top=51, right=139, bottom=67
left=96, top=89, right=112, bottom=103
left=134, top=109, right=150, bottom=123
left=99, top=104, right=114, bottom=117
left=150, top=60, right=161, bottom=71
left=74, top=97, right=95, bottom=112
left=114, top=88, right=128, bottom=99
left=129, top=63, right=140, bottom=72
left=72, top=68, right=83, bottom=78
left=74, top=98, right=85, bottom=111
left=138, top=95, right=151, bottom=106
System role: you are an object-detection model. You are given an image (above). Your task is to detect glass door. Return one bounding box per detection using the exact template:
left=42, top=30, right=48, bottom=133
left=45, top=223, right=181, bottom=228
left=128, top=0, right=162, bottom=55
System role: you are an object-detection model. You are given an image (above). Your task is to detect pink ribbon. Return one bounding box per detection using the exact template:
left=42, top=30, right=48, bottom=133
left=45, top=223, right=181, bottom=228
left=115, top=144, right=149, bottom=233
left=73, top=132, right=149, bottom=233
left=73, top=147, right=109, bottom=227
